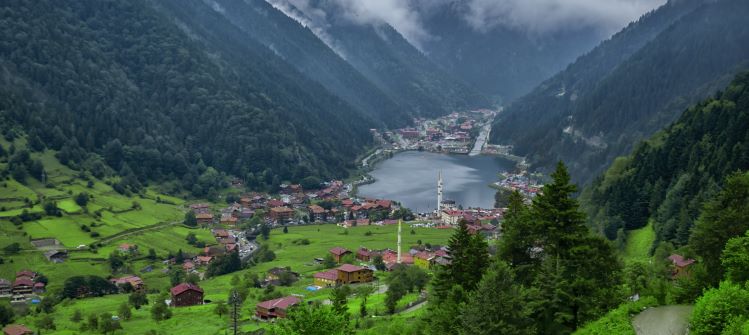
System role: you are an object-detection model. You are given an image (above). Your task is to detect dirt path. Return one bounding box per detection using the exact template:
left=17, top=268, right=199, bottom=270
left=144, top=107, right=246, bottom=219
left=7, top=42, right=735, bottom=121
left=632, top=305, right=692, bottom=335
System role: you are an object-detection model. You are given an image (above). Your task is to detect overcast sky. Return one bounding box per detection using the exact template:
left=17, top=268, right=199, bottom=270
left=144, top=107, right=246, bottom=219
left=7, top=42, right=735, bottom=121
left=267, top=0, right=668, bottom=49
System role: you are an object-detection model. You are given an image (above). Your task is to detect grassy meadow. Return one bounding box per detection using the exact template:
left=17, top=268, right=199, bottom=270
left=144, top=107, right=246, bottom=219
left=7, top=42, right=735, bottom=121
left=8, top=224, right=453, bottom=334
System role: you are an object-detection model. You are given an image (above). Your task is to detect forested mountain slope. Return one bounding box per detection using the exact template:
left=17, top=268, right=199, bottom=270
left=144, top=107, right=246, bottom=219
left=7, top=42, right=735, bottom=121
left=491, top=0, right=749, bottom=184
left=185, top=0, right=410, bottom=127
left=420, top=1, right=604, bottom=104
left=581, top=71, right=749, bottom=247
left=0, top=0, right=373, bottom=192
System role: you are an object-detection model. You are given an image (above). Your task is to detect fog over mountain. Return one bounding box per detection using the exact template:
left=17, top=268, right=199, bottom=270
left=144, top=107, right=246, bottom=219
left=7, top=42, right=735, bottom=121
left=267, top=0, right=666, bottom=102
left=267, top=0, right=665, bottom=49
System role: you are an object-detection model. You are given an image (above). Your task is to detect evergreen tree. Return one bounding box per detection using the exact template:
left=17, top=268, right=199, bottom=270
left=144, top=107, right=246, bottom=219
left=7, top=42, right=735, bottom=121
left=690, top=172, right=749, bottom=287
left=498, top=190, right=538, bottom=284
left=459, top=260, right=535, bottom=335
left=722, top=231, right=749, bottom=284
left=532, top=162, right=588, bottom=258
left=432, top=219, right=487, bottom=301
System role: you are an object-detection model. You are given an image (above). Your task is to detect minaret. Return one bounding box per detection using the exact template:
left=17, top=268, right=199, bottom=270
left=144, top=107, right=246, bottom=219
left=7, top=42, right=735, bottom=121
left=437, top=170, right=443, bottom=214
left=397, top=219, right=402, bottom=264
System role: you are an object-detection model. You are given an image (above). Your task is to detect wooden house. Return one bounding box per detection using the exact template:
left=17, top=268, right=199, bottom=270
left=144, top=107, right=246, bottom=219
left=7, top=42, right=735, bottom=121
left=170, top=283, right=204, bottom=307
left=336, top=264, right=373, bottom=285
left=329, top=247, right=351, bottom=263
left=255, top=296, right=301, bottom=320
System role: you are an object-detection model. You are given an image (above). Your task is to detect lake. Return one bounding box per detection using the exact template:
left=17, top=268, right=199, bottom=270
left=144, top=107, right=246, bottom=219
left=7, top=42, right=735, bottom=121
left=357, top=151, right=517, bottom=213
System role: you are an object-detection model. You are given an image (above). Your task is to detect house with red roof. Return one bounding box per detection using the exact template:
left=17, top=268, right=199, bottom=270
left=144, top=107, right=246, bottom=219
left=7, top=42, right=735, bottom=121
left=3, top=324, right=32, bottom=335
left=110, top=275, right=145, bottom=292
left=668, top=254, right=696, bottom=278
left=308, top=204, right=326, bottom=222
left=329, top=247, right=351, bottom=263
left=270, top=206, right=295, bottom=223
left=414, top=252, right=434, bottom=270
left=313, top=270, right=338, bottom=287
left=356, top=248, right=374, bottom=262
left=196, top=213, right=213, bottom=225
left=170, top=283, right=203, bottom=307
left=336, top=264, right=373, bottom=285
left=255, top=296, right=301, bottom=319
left=12, top=277, right=33, bottom=296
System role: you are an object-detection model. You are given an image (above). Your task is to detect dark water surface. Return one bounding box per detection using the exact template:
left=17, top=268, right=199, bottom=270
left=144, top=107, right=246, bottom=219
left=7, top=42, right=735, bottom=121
left=358, top=151, right=516, bottom=213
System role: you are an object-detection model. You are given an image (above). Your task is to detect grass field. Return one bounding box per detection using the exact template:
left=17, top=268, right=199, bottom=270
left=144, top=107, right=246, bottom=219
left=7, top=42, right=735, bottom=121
left=9, top=224, right=453, bottom=334
left=623, top=220, right=656, bottom=262
left=1, top=136, right=454, bottom=334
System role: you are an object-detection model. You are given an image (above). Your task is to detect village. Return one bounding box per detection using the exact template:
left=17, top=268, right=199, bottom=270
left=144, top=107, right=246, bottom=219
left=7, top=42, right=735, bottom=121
left=372, top=109, right=496, bottom=154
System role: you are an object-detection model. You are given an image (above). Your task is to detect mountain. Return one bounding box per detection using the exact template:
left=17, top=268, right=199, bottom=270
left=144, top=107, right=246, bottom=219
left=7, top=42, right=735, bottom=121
left=268, top=0, right=491, bottom=118
left=190, top=0, right=410, bottom=127
left=581, top=71, right=749, bottom=246
left=491, top=0, right=749, bottom=184
left=419, top=1, right=604, bottom=104
left=0, top=0, right=374, bottom=192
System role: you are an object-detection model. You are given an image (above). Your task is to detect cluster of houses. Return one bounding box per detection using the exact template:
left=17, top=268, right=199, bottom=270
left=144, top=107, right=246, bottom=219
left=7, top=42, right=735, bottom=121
left=189, top=180, right=407, bottom=227
left=0, top=270, right=46, bottom=303
left=437, top=202, right=503, bottom=228
left=383, top=110, right=496, bottom=153
left=494, top=172, right=543, bottom=201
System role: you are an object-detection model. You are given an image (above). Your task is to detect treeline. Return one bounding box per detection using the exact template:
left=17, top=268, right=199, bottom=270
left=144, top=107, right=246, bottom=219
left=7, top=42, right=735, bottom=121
left=0, top=0, right=373, bottom=196
left=582, top=71, right=749, bottom=247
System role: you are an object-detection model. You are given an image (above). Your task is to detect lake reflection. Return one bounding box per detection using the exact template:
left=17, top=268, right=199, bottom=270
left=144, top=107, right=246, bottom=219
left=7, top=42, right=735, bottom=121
left=357, top=151, right=516, bottom=213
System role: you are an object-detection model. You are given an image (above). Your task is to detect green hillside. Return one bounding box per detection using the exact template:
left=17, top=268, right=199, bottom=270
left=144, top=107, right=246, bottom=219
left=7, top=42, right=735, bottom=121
left=492, top=0, right=749, bottom=184
left=582, top=71, right=749, bottom=247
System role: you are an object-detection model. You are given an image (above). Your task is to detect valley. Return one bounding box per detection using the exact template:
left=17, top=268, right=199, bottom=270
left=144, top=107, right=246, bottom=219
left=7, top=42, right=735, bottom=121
left=1, top=0, right=749, bottom=334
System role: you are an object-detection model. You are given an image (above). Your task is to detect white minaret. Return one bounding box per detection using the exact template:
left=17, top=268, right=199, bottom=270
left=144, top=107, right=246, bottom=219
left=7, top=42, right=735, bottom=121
left=437, top=170, right=443, bottom=214
left=397, top=219, right=402, bottom=264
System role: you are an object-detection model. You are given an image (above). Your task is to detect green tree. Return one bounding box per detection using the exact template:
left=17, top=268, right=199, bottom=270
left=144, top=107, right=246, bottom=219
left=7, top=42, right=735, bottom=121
left=272, top=305, right=351, bottom=335
left=432, top=220, right=488, bottom=301
left=86, top=313, right=98, bottom=331
left=459, top=260, right=535, bottom=335
left=690, top=282, right=749, bottom=335
left=118, top=303, right=132, bottom=320
left=372, top=255, right=386, bottom=271
left=690, top=172, right=749, bottom=287
left=99, top=312, right=122, bottom=334
left=129, top=290, right=148, bottom=309
left=385, top=280, right=406, bottom=314
left=356, top=285, right=375, bottom=317
left=498, top=190, right=538, bottom=283
left=184, top=211, right=197, bottom=227
left=3, top=243, right=20, bottom=255
left=147, top=248, right=157, bottom=260
left=214, top=301, right=228, bottom=317
left=35, top=314, right=56, bottom=331
left=70, top=309, right=82, bottom=323
left=330, top=285, right=350, bottom=316
left=151, top=295, right=172, bottom=321
left=170, top=268, right=185, bottom=287
left=75, top=192, right=89, bottom=207
left=722, top=231, right=749, bottom=284
left=0, top=303, right=14, bottom=326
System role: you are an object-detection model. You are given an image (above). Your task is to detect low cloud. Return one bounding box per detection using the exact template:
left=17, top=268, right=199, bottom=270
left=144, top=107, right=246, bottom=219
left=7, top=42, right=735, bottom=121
left=267, top=0, right=667, bottom=49
left=463, top=0, right=667, bottom=35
